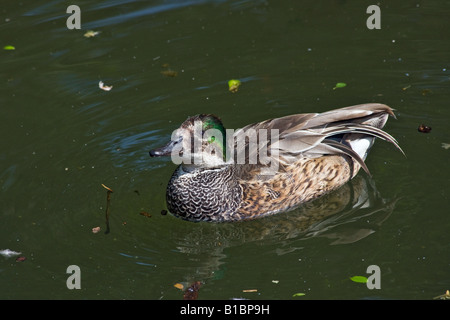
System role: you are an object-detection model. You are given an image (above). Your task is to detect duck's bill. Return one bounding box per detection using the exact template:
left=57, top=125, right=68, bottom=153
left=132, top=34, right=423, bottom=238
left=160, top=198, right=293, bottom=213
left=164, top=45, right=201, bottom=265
left=149, top=137, right=182, bottom=157
left=149, top=142, right=174, bottom=157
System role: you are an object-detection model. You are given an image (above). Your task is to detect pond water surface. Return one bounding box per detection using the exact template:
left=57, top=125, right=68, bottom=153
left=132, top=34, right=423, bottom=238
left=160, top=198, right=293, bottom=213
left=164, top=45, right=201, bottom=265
left=0, top=0, right=449, bottom=300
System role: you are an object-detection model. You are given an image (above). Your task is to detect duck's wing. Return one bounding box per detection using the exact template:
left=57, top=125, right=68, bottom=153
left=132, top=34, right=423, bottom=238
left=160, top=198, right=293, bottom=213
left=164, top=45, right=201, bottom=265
left=231, top=103, right=404, bottom=176
left=238, top=103, right=396, bottom=136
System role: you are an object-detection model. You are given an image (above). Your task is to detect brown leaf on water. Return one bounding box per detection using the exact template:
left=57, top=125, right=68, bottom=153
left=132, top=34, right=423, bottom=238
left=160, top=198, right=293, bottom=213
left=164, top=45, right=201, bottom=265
left=418, top=124, right=431, bottom=133
left=139, top=211, right=152, bottom=218
left=183, top=281, right=202, bottom=300
left=15, top=256, right=26, bottom=262
left=161, top=70, right=178, bottom=77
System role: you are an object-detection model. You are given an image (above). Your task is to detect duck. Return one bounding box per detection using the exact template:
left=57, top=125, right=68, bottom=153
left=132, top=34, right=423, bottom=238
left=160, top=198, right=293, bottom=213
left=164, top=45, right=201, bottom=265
left=149, top=103, right=404, bottom=222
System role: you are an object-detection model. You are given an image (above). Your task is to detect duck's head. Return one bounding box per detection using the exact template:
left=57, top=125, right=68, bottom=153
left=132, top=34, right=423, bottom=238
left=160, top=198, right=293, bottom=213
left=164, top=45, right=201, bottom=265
left=149, top=114, right=227, bottom=169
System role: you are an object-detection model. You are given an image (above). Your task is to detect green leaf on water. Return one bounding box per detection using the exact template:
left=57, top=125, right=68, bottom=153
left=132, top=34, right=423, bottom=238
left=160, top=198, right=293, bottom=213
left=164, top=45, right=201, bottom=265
left=350, top=276, right=368, bottom=283
left=292, top=293, right=306, bottom=297
left=333, top=82, right=347, bottom=90
left=228, top=79, right=241, bottom=93
left=3, top=45, right=15, bottom=50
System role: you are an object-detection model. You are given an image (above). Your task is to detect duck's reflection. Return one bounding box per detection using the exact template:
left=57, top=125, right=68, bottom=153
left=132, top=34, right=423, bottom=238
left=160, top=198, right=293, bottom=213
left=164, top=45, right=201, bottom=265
left=168, top=175, right=398, bottom=282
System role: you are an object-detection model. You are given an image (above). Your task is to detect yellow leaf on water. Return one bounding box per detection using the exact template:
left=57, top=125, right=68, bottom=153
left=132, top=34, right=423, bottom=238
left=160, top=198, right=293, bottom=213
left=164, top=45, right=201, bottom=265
left=84, top=30, right=100, bottom=38
left=174, top=283, right=184, bottom=290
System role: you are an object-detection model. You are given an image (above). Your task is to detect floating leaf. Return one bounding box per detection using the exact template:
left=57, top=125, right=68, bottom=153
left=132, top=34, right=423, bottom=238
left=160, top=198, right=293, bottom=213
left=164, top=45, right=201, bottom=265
left=183, top=281, right=202, bottom=300
left=333, top=82, right=347, bottom=90
left=350, top=276, right=368, bottom=283
left=92, top=226, right=101, bottom=234
left=139, top=211, right=152, bottom=218
left=84, top=30, right=100, bottom=38
left=242, top=289, right=258, bottom=293
left=3, top=45, right=15, bottom=50
left=15, top=256, right=26, bottom=262
left=99, top=81, right=113, bottom=91
left=418, top=124, right=431, bottom=133
left=292, top=293, right=305, bottom=297
left=228, top=79, right=241, bottom=93
left=161, top=70, right=178, bottom=77
left=174, top=283, right=184, bottom=290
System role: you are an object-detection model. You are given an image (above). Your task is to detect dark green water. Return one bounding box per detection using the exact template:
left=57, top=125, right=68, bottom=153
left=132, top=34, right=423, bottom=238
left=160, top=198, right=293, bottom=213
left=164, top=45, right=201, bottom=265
left=1, top=0, right=449, bottom=300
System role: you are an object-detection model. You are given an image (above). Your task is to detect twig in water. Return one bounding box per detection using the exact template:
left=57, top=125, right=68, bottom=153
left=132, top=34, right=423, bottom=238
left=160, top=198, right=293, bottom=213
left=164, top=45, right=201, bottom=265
left=101, top=184, right=113, bottom=234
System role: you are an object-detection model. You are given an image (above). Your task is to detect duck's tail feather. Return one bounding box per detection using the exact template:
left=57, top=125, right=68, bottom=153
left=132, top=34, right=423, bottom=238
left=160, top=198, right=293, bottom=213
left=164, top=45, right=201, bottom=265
left=325, top=123, right=405, bottom=157
left=323, top=139, right=371, bottom=176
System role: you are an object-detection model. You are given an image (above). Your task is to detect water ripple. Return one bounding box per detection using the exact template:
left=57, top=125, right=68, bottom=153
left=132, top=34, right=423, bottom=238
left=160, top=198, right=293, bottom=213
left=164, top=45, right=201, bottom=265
left=97, top=123, right=163, bottom=170
left=83, top=0, right=225, bottom=29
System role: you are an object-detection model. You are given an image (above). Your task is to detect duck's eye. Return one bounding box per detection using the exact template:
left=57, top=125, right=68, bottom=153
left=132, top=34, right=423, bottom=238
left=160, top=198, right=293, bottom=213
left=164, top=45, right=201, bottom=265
left=208, top=136, right=215, bottom=143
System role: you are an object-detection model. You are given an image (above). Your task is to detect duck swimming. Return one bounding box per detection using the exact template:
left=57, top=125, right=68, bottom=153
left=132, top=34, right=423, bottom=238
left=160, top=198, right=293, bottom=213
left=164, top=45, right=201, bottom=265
left=149, top=103, right=404, bottom=222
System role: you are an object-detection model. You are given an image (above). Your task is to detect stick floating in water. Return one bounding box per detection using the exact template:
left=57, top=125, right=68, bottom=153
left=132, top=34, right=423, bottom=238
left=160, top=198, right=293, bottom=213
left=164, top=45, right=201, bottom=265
left=102, top=184, right=113, bottom=234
